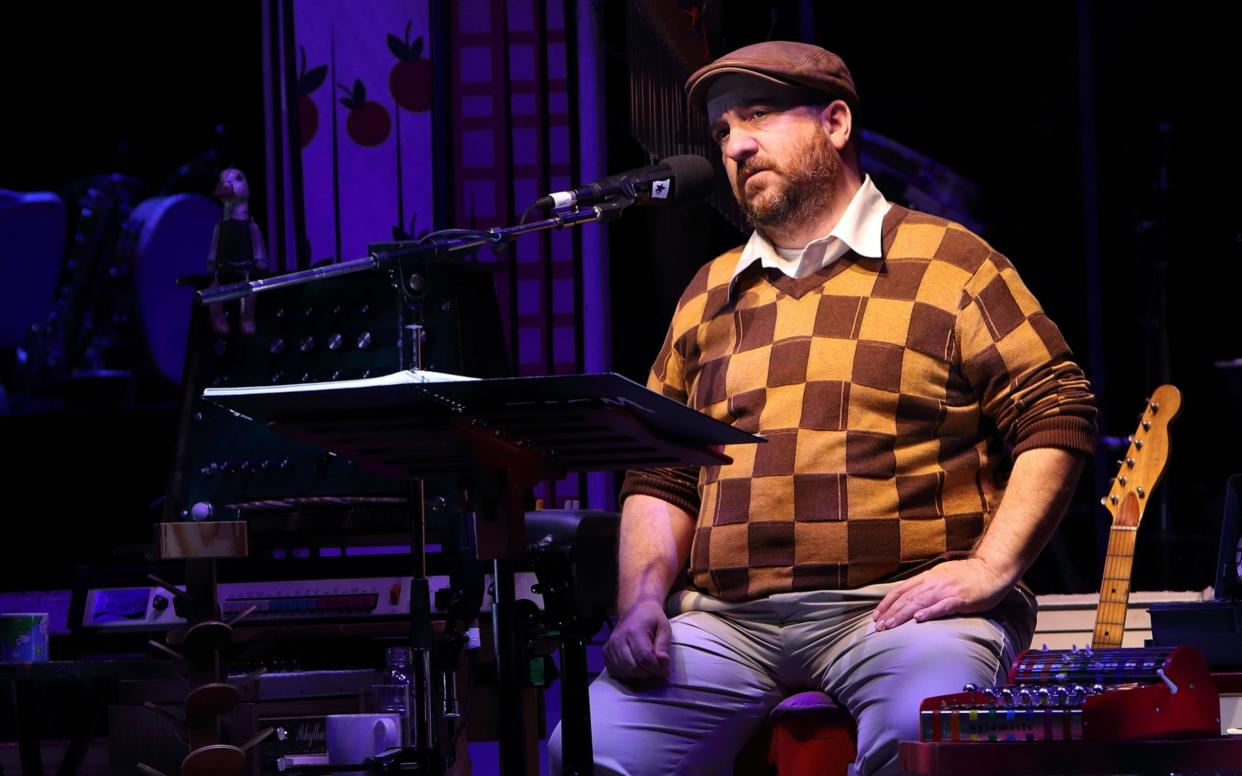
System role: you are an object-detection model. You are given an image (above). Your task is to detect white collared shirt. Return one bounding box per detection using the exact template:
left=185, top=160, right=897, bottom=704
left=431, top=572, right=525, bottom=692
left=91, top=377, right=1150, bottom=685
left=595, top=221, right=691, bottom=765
left=729, top=175, right=891, bottom=293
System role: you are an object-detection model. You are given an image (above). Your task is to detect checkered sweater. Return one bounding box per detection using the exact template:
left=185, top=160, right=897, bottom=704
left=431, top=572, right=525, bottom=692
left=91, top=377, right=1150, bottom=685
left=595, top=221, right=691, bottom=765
left=621, top=205, right=1096, bottom=602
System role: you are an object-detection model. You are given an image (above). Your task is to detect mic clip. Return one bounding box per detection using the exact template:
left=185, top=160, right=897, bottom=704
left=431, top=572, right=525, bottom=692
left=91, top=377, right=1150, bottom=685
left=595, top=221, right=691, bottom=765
left=552, top=197, right=633, bottom=223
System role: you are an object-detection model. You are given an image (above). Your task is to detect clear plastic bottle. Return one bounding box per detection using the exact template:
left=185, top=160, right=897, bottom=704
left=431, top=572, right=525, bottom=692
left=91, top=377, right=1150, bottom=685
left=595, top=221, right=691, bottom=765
left=376, top=646, right=413, bottom=746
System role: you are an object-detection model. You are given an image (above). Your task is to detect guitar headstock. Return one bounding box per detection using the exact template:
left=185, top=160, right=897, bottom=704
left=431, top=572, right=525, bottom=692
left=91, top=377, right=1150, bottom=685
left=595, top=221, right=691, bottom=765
left=1101, top=385, right=1182, bottom=527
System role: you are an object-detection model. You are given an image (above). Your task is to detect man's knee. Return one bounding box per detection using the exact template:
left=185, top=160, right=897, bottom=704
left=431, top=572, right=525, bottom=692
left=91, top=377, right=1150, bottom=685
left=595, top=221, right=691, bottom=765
left=568, top=647, right=781, bottom=774
left=837, top=617, right=1018, bottom=776
left=549, top=695, right=632, bottom=776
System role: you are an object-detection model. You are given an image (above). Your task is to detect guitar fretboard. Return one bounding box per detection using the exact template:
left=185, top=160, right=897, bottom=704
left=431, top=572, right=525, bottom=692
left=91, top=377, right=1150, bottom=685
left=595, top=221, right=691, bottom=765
left=1093, top=525, right=1137, bottom=648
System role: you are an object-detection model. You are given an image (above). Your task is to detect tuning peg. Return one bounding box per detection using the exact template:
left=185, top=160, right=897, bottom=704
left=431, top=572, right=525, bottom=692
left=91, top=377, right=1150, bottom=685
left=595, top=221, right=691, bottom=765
left=1134, top=440, right=1144, bottom=450
left=143, top=701, right=189, bottom=741
left=147, top=640, right=189, bottom=677
left=1110, top=495, right=1119, bottom=505
left=234, top=667, right=267, bottom=687
left=1127, top=435, right=1134, bottom=443
left=1136, top=487, right=1146, bottom=498
left=1119, top=476, right=1128, bottom=486
left=1099, top=496, right=1108, bottom=506
left=1126, top=458, right=1136, bottom=468
left=227, top=604, right=259, bottom=627
left=1142, top=421, right=1151, bottom=431
left=240, top=727, right=276, bottom=752
left=1151, top=402, right=1160, bottom=412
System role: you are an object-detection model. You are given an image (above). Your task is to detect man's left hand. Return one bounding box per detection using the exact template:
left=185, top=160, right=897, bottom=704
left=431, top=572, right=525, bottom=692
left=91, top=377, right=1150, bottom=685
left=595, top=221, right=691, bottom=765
left=872, top=557, right=1011, bottom=631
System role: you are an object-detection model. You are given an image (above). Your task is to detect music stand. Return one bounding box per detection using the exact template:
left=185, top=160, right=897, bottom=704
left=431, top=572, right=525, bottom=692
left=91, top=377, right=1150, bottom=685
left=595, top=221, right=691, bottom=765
left=1215, top=474, right=1242, bottom=601
left=206, top=371, right=761, bottom=775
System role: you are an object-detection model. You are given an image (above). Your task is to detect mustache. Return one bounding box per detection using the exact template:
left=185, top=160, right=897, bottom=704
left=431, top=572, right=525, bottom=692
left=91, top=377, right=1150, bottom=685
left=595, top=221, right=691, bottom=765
left=737, top=159, right=776, bottom=185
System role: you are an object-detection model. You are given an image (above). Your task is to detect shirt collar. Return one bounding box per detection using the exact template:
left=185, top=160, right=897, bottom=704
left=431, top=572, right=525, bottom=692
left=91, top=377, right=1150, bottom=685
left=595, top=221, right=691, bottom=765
left=729, top=175, right=891, bottom=297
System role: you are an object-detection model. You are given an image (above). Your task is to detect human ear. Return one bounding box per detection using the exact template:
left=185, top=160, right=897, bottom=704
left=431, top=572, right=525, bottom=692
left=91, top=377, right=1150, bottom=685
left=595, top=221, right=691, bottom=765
left=820, top=99, right=852, bottom=152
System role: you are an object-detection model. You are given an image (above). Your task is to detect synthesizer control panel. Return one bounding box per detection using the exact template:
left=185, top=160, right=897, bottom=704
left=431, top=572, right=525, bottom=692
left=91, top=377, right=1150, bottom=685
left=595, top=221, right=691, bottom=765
left=81, top=573, right=541, bottom=631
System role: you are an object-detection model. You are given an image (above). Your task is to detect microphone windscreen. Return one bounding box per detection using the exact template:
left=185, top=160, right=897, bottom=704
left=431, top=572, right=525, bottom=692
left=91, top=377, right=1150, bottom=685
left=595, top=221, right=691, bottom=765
left=663, top=155, right=715, bottom=203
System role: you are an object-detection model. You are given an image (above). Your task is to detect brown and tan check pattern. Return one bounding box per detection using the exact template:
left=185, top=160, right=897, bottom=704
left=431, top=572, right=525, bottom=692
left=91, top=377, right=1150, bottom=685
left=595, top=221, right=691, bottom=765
left=622, top=205, right=1096, bottom=602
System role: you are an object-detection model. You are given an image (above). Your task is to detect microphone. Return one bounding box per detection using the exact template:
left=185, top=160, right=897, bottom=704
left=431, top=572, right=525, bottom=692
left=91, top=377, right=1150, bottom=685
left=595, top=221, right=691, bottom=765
left=532, top=155, right=714, bottom=211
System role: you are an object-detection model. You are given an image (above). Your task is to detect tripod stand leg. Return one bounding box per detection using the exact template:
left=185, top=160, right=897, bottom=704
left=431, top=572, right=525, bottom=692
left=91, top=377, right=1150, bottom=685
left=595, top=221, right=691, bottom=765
left=492, top=558, right=528, bottom=776
left=558, top=626, right=595, bottom=775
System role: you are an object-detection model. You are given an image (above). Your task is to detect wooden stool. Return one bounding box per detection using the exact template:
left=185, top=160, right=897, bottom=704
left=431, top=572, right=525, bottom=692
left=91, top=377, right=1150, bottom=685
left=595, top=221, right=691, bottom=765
left=736, top=691, right=857, bottom=776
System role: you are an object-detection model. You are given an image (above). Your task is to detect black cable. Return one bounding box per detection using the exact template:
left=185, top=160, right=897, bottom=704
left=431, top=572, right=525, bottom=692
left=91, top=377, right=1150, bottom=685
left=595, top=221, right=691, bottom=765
left=386, top=226, right=497, bottom=304
left=412, top=227, right=495, bottom=244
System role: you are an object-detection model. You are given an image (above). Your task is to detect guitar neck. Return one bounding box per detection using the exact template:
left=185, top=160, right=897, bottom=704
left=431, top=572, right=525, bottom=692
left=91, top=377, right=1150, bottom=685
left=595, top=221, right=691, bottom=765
left=1092, top=524, right=1137, bottom=649
left=1090, top=386, right=1181, bottom=651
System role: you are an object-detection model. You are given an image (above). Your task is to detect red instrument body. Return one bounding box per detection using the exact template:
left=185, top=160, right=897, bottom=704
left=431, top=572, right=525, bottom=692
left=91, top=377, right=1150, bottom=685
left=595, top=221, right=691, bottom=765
left=920, top=646, right=1219, bottom=742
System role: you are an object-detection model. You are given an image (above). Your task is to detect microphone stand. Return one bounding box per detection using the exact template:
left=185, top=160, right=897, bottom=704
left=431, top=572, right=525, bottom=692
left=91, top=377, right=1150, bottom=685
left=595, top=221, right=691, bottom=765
left=201, top=201, right=630, bottom=776
left=198, top=202, right=628, bottom=305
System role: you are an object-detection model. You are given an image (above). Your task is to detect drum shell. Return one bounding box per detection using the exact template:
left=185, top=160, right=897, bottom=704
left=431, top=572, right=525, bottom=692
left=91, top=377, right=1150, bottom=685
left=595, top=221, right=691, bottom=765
left=0, top=190, right=66, bottom=349
left=117, top=193, right=222, bottom=384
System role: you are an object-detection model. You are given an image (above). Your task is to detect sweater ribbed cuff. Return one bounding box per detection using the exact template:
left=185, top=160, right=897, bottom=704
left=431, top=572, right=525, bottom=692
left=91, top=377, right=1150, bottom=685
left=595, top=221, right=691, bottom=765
left=1011, top=415, right=1097, bottom=457
left=619, top=467, right=701, bottom=517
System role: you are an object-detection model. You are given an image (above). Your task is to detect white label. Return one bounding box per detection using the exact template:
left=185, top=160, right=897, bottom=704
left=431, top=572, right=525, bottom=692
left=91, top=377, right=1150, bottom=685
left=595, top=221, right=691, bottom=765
left=651, top=179, right=671, bottom=199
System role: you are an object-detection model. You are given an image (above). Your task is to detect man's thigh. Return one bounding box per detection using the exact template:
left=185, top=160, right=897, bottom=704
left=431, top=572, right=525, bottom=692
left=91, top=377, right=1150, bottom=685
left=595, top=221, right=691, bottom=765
left=551, top=610, right=784, bottom=776
left=816, top=595, right=1035, bottom=776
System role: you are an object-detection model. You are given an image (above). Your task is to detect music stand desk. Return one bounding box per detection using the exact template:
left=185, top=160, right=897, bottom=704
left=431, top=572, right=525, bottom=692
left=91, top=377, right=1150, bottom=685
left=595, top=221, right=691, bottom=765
left=206, top=371, right=761, bottom=776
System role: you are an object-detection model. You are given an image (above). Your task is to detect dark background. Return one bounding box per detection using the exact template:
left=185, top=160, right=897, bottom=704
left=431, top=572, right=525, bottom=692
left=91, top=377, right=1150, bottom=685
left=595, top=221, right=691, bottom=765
left=1, top=2, right=1239, bottom=595
left=0, top=5, right=267, bottom=219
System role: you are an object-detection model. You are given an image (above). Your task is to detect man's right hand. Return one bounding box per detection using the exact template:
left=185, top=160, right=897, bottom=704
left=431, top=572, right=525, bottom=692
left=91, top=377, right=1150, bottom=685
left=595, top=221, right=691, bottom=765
left=603, top=599, right=673, bottom=679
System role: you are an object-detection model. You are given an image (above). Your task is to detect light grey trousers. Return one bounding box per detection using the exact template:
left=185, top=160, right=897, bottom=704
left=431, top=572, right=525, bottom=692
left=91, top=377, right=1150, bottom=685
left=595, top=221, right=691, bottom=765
left=549, top=583, right=1036, bottom=776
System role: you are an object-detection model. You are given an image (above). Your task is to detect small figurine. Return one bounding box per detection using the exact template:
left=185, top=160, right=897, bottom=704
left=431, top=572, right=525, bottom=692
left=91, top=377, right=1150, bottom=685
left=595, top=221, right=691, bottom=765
left=207, top=168, right=267, bottom=336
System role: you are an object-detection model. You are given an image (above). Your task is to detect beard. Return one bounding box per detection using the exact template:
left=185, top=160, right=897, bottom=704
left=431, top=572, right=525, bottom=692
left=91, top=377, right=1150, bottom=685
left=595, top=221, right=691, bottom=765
left=733, top=129, right=840, bottom=233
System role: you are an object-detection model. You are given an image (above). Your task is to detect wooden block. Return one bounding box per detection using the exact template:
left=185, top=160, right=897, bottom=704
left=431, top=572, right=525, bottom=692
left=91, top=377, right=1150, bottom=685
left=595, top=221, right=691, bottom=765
left=158, top=522, right=248, bottom=559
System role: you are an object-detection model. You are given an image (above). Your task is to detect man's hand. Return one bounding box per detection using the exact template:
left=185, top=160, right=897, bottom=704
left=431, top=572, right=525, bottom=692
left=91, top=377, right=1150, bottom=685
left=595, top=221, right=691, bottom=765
left=873, top=449, right=1085, bottom=631
left=604, top=600, right=673, bottom=679
left=872, top=557, right=1011, bottom=631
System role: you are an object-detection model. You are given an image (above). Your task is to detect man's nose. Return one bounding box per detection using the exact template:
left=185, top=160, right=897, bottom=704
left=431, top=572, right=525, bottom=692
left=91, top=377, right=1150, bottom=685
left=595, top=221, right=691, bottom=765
left=723, top=128, right=757, bottom=161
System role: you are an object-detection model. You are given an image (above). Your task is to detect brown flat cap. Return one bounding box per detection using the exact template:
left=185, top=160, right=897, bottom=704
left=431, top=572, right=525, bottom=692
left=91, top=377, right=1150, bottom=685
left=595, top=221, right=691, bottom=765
left=685, top=40, right=858, bottom=111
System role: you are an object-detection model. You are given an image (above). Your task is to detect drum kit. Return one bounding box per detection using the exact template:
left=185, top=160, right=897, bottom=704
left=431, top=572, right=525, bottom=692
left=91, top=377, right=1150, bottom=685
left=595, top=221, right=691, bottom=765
left=4, top=174, right=221, bottom=399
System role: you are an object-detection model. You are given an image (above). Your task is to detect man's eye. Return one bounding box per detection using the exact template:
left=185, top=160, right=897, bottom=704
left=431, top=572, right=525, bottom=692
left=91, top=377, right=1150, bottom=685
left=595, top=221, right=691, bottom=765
left=751, top=110, right=768, bottom=120
left=714, top=128, right=729, bottom=143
